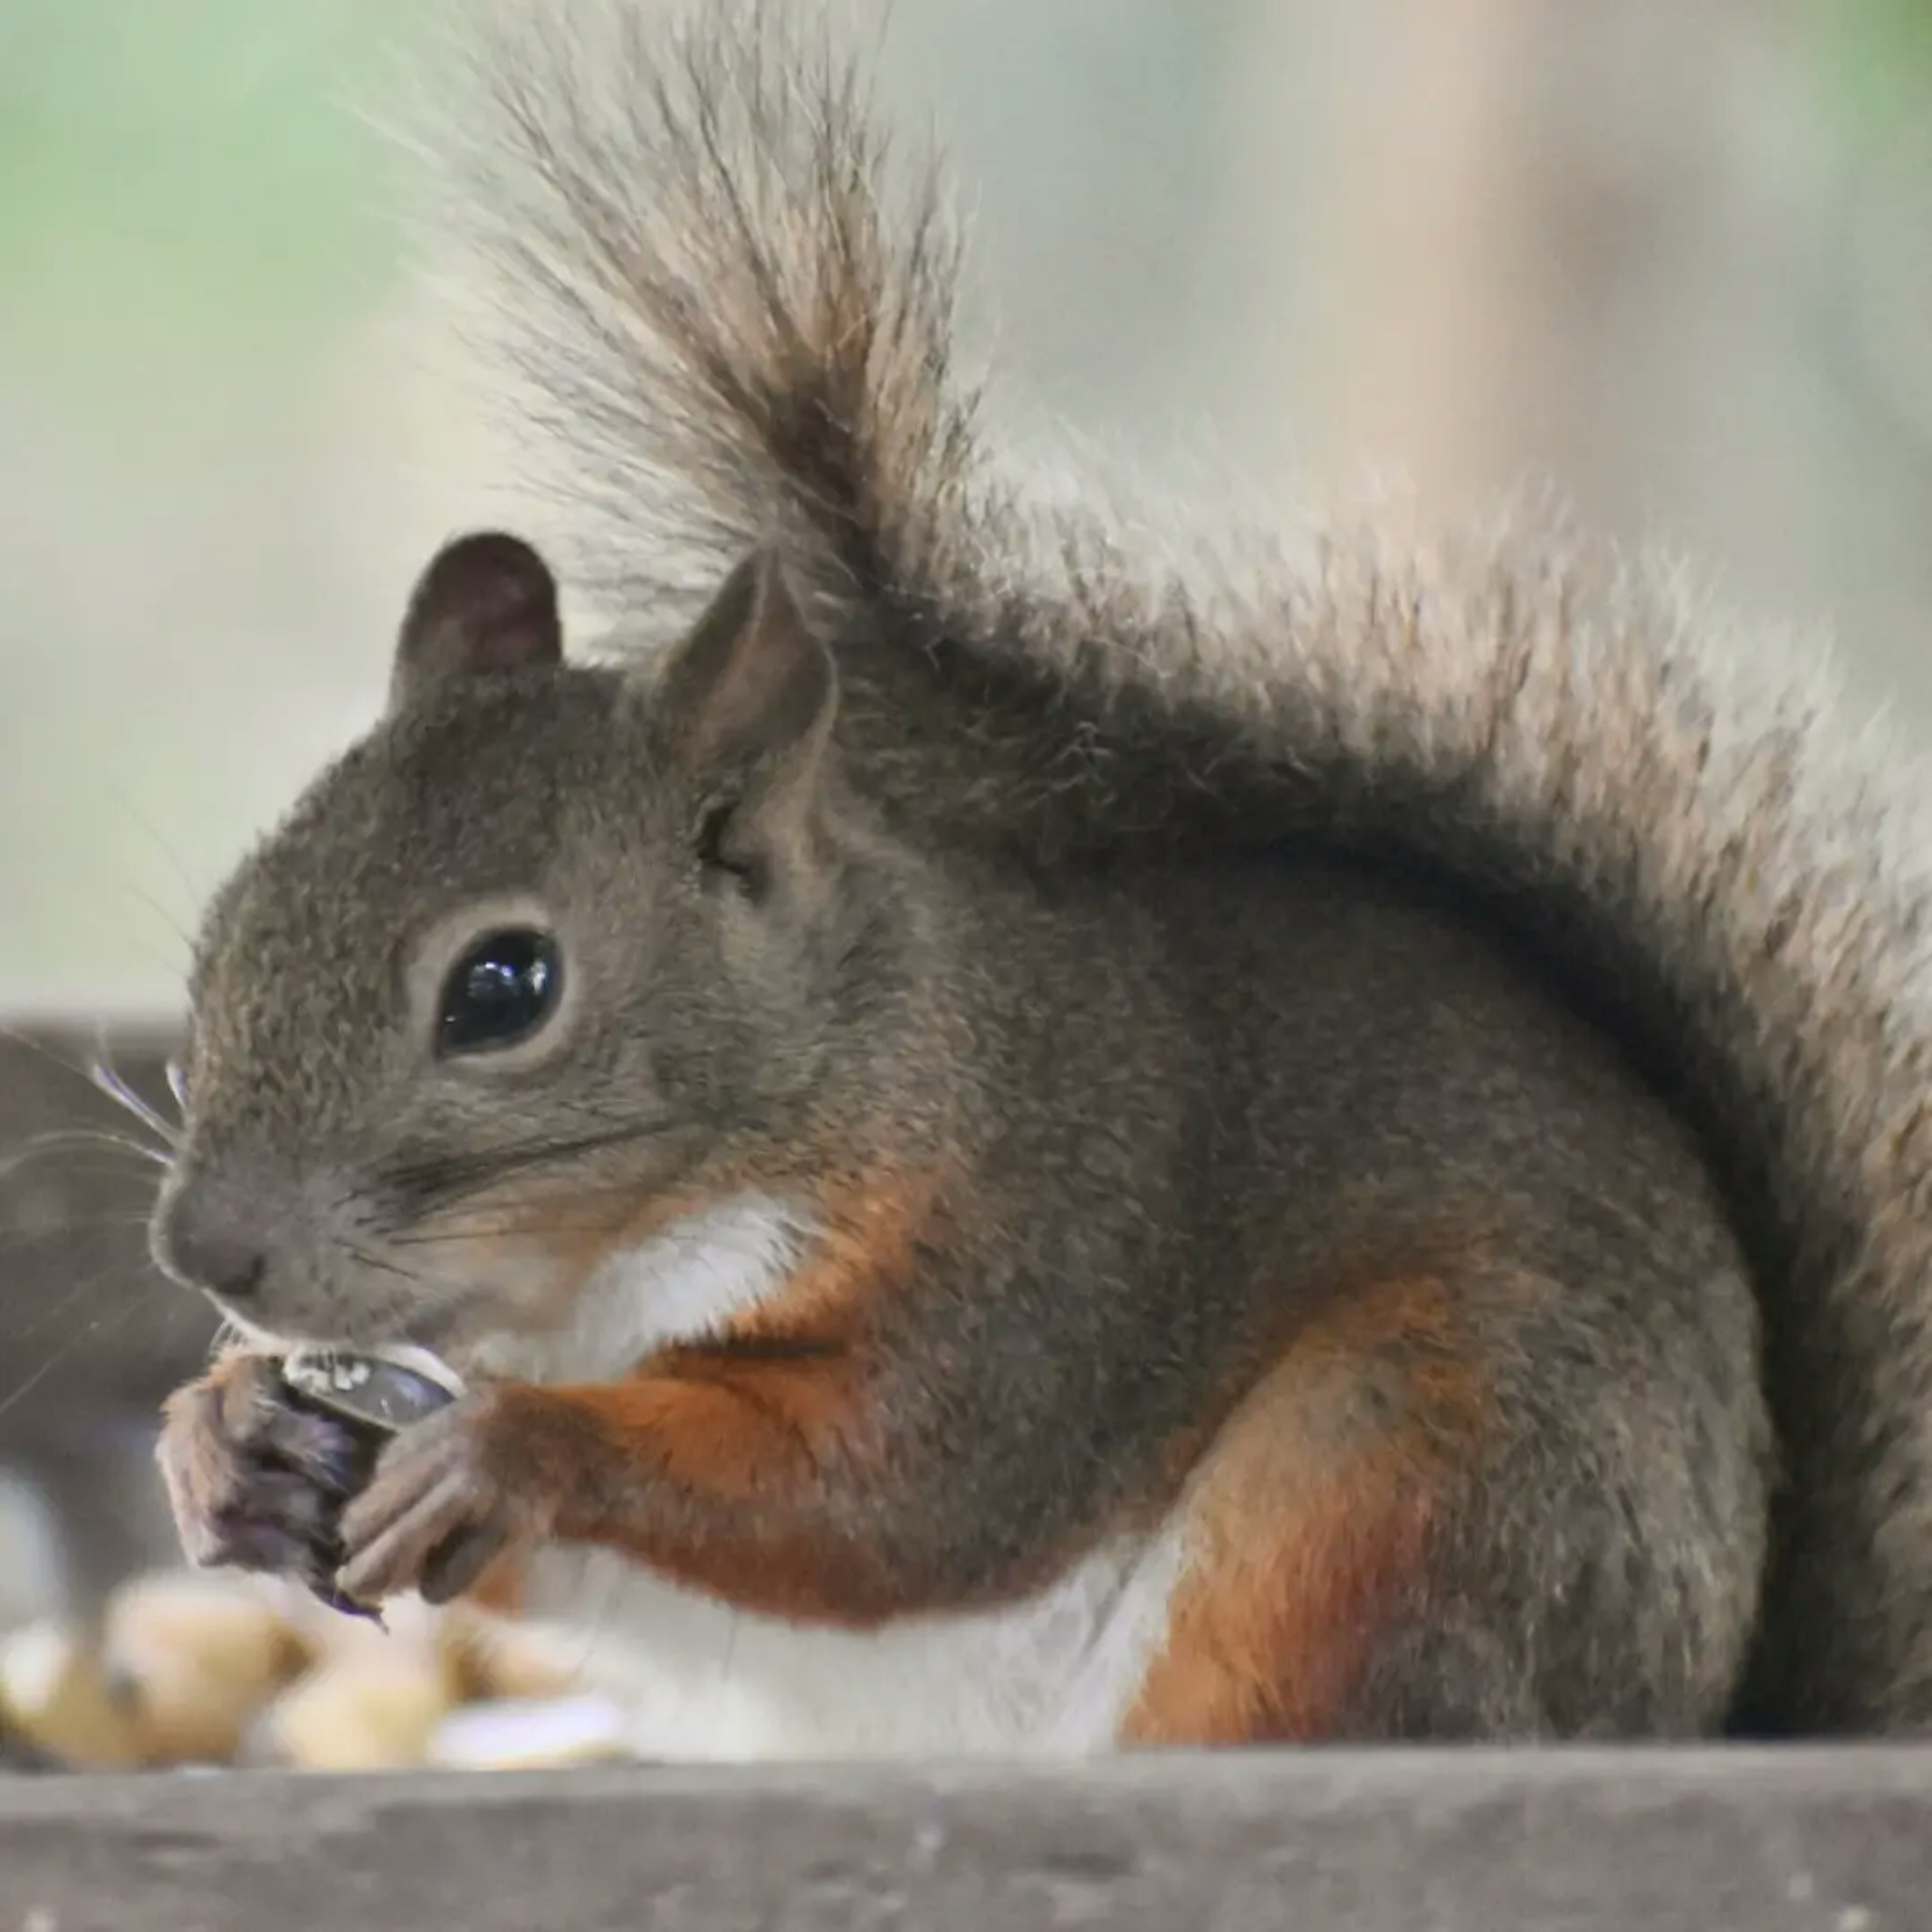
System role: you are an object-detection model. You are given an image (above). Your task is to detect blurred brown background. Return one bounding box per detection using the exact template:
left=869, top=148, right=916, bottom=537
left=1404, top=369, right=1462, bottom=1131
left=0, top=0, right=1928, bottom=1624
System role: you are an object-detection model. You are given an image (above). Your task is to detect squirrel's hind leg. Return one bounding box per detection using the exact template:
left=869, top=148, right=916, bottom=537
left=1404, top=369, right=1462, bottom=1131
left=1119, top=1249, right=1771, bottom=1746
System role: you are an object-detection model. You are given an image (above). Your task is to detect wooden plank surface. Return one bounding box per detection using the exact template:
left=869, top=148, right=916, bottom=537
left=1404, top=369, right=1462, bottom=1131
left=2, top=1747, right=1926, bottom=1931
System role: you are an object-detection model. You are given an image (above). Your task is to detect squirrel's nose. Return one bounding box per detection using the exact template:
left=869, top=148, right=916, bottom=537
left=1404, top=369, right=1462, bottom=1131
left=151, top=1177, right=267, bottom=1302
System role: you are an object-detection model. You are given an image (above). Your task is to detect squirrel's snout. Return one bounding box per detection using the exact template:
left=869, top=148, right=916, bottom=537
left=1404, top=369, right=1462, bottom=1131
left=150, top=1174, right=268, bottom=1305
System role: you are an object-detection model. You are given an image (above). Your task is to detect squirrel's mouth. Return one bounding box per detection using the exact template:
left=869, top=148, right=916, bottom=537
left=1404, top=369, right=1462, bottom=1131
left=194, top=1256, right=494, bottom=1369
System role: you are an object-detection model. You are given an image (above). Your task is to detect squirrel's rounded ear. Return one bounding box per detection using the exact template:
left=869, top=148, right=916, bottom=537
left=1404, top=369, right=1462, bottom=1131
left=656, top=548, right=836, bottom=788
left=388, top=532, right=564, bottom=713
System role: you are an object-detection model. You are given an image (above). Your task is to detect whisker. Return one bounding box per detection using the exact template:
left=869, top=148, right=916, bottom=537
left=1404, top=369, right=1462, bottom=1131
left=383, top=1118, right=684, bottom=1217
left=384, top=1187, right=657, bottom=1247
left=342, top=1240, right=497, bottom=1319
left=347, top=1245, right=427, bottom=1286
left=0, top=1251, right=150, bottom=1344
left=86, top=1049, right=182, bottom=1151
left=0, top=1283, right=154, bottom=1422
left=105, top=778, right=209, bottom=924
left=395, top=1164, right=688, bottom=1225
left=165, top=1058, right=191, bottom=1117
left=0, top=1024, right=123, bottom=1104
left=0, top=1171, right=166, bottom=1202
left=406, top=1172, right=651, bottom=1213
left=387, top=1222, right=630, bottom=1250
left=0, top=1213, right=156, bottom=1259
left=117, top=880, right=195, bottom=965
left=0, top=1127, right=173, bottom=1175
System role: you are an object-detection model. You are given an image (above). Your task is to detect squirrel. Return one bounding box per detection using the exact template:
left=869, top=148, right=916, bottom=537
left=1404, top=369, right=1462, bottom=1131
left=145, top=0, right=1932, bottom=1755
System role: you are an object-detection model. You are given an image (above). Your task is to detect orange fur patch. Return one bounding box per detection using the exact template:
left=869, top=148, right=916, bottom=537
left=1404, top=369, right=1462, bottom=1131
left=485, top=1165, right=952, bottom=1623
left=460, top=1550, right=529, bottom=1621
left=715, top=1171, right=942, bottom=1346
left=498, top=1356, right=907, bottom=1622
left=1121, top=1272, right=1490, bottom=1745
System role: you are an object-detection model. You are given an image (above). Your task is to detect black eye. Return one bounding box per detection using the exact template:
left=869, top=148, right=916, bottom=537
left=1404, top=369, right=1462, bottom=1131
left=437, top=928, right=562, bottom=1057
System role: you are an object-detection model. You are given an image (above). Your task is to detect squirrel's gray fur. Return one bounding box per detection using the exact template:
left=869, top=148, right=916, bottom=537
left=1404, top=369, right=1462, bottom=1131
left=388, top=1, right=1932, bottom=1730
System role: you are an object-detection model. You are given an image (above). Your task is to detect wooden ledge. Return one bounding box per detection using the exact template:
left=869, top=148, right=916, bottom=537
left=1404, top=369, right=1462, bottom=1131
left=4, top=1747, right=1928, bottom=1930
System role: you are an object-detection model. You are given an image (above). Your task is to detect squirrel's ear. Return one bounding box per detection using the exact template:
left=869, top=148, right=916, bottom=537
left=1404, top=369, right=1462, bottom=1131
left=654, top=550, right=837, bottom=846
left=388, top=532, right=564, bottom=713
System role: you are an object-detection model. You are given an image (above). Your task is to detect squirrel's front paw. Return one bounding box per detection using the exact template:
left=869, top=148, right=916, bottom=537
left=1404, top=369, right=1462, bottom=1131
left=335, top=1394, right=539, bottom=1609
left=157, top=1351, right=362, bottom=1584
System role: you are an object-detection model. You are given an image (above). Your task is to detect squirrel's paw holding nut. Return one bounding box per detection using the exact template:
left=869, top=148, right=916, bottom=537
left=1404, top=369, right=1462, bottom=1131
left=157, top=1351, right=362, bottom=1582
left=335, top=1395, right=535, bottom=1609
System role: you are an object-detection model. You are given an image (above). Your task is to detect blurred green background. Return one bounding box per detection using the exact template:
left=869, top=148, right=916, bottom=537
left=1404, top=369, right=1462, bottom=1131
left=2, top=0, right=1930, bottom=1012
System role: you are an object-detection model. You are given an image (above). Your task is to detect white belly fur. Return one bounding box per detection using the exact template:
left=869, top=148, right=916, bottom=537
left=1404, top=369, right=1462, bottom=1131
left=459, top=1191, right=1187, bottom=1760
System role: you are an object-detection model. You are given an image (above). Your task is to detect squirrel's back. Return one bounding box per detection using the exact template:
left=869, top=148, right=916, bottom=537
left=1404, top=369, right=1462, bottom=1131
left=417, top=0, right=1932, bottom=1731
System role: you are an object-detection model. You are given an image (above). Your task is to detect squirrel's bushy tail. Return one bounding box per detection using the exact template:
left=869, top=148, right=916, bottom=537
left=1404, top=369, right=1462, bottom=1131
left=426, top=0, right=1932, bottom=1732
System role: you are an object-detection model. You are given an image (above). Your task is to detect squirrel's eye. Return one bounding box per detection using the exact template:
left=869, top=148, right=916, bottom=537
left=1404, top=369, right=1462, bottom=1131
left=437, top=928, right=562, bottom=1057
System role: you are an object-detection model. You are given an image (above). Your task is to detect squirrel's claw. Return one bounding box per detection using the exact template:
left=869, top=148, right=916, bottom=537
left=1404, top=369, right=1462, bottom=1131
left=335, top=1397, right=516, bottom=1608
left=156, top=1352, right=358, bottom=1583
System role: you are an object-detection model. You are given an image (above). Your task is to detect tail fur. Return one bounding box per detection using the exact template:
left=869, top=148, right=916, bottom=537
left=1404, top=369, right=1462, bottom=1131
left=423, top=0, right=1932, bottom=1731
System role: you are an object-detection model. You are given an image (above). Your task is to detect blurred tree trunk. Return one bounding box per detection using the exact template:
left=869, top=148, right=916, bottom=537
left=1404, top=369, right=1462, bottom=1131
left=1204, top=0, right=1932, bottom=715
left=1208, top=0, right=1731, bottom=524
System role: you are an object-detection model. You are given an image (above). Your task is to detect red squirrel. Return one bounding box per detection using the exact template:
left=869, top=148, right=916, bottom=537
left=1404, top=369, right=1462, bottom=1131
left=148, top=1, right=1932, bottom=1753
